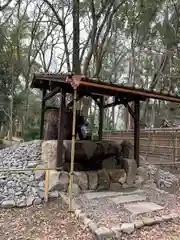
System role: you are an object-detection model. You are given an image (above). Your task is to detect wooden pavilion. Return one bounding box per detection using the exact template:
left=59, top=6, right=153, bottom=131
left=31, top=73, right=180, bottom=168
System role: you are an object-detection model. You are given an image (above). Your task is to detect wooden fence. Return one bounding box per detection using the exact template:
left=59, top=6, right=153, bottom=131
left=103, top=128, right=180, bottom=163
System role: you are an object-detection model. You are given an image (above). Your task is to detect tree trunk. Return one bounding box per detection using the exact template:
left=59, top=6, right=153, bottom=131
left=44, top=108, right=59, bottom=140
left=44, top=107, right=76, bottom=140
left=73, top=0, right=80, bottom=73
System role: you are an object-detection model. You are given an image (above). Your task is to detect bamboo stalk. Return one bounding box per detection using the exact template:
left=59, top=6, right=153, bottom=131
left=68, top=89, right=77, bottom=213
left=103, top=136, right=176, bottom=141
left=0, top=167, right=63, bottom=172
left=44, top=168, right=49, bottom=202
left=140, top=144, right=180, bottom=149
left=44, top=157, right=49, bottom=202
left=175, top=132, right=178, bottom=161
left=153, top=161, right=180, bottom=165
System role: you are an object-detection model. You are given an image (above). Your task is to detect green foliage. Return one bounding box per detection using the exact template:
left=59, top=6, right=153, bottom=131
left=24, top=126, right=40, bottom=141
left=155, top=22, right=177, bottom=47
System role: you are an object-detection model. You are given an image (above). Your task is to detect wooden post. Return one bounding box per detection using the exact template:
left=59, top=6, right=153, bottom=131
left=99, top=96, right=104, bottom=140
left=68, top=0, right=80, bottom=214
left=175, top=130, right=178, bottom=162
left=40, top=89, right=46, bottom=139
left=68, top=89, right=77, bottom=212
left=134, top=99, right=140, bottom=167
left=56, top=90, right=66, bottom=169
left=152, top=131, right=155, bottom=152
left=44, top=167, right=49, bottom=202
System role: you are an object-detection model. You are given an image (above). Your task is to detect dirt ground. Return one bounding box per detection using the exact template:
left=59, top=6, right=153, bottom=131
left=1, top=198, right=180, bottom=240
left=0, top=200, right=94, bottom=240
left=1, top=180, right=180, bottom=240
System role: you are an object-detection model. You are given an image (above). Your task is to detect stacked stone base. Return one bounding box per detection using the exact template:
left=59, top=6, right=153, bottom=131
left=48, top=158, right=146, bottom=195
left=48, top=163, right=179, bottom=198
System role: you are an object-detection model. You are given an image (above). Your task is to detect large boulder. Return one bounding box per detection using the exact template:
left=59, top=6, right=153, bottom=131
left=102, top=157, right=117, bottom=169
left=122, top=158, right=137, bottom=185
left=41, top=139, right=123, bottom=171
left=69, top=183, right=81, bottom=196
left=137, top=166, right=148, bottom=181
left=73, top=171, right=88, bottom=190
left=63, top=140, right=122, bottom=171
left=87, top=171, right=98, bottom=190
left=97, top=169, right=110, bottom=190
left=120, top=140, right=133, bottom=159
left=108, top=169, right=127, bottom=184
left=41, top=141, right=58, bottom=169
left=110, top=182, right=122, bottom=191
left=48, top=171, right=69, bottom=192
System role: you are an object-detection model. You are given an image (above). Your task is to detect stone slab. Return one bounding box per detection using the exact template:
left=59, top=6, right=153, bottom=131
left=124, top=202, right=164, bottom=214
left=83, top=191, right=123, bottom=199
left=111, top=194, right=146, bottom=204
left=82, top=189, right=145, bottom=200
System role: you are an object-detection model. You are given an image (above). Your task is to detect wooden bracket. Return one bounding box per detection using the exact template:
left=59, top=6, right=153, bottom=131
left=43, top=87, right=61, bottom=102
left=123, top=102, right=136, bottom=120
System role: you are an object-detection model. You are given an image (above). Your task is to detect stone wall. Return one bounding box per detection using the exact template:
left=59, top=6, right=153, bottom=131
left=42, top=140, right=179, bottom=196
left=48, top=159, right=142, bottom=196
left=44, top=161, right=179, bottom=201
left=0, top=141, right=45, bottom=208
left=48, top=158, right=179, bottom=197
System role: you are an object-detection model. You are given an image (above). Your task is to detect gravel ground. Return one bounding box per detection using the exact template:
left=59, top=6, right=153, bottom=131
left=0, top=199, right=94, bottom=240
left=75, top=195, right=132, bottom=227
left=124, top=219, right=180, bottom=240
left=126, top=168, right=180, bottom=240
left=1, top=168, right=180, bottom=239
left=74, top=186, right=180, bottom=228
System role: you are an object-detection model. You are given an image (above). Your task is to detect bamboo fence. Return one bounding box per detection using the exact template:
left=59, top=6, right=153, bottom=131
left=103, top=128, right=180, bottom=163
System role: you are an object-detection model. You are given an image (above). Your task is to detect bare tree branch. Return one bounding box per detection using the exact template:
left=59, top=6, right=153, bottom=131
left=43, top=0, right=71, bottom=71
left=0, top=0, right=13, bottom=11
left=80, top=0, right=113, bottom=66
left=83, top=0, right=126, bottom=75
left=0, top=107, right=10, bottom=119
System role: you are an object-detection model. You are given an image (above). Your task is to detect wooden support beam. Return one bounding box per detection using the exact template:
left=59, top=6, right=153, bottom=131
left=124, top=103, right=136, bottom=120
left=104, top=97, right=134, bottom=109
left=40, top=89, right=46, bottom=139
left=134, top=100, right=140, bottom=167
left=99, top=96, right=104, bottom=140
left=104, top=100, right=121, bottom=108
left=43, top=87, right=61, bottom=101
left=56, top=91, right=66, bottom=169
left=67, top=93, right=101, bottom=108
